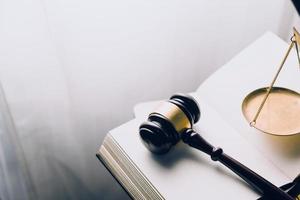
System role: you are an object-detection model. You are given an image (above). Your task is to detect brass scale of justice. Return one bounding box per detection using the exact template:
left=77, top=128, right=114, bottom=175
left=242, top=27, right=300, bottom=136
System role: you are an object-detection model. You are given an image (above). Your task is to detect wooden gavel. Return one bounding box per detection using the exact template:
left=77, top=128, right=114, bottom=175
left=139, top=94, right=294, bottom=200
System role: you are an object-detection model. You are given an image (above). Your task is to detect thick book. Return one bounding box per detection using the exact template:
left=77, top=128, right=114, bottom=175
left=97, top=32, right=300, bottom=199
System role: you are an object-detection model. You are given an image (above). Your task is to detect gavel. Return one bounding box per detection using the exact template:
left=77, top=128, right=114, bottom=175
left=139, top=94, right=294, bottom=200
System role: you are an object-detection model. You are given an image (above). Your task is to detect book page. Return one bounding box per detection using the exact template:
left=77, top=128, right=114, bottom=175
left=196, top=32, right=300, bottom=180
left=112, top=98, right=290, bottom=199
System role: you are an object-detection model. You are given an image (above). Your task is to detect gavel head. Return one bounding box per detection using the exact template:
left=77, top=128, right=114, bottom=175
left=139, top=94, right=200, bottom=154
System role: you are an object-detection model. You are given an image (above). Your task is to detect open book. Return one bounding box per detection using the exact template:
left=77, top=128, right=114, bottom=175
left=97, top=32, right=300, bottom=199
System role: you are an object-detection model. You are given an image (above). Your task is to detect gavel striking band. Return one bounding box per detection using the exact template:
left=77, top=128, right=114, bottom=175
left=139, top=94, right=293, bottom=200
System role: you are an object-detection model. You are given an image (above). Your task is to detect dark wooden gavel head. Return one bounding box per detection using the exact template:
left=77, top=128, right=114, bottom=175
left=139, top=94, right=200, bottom=154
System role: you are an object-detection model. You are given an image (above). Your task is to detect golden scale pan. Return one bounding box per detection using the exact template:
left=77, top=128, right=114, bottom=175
left=242, top=28, right=300, bottom=136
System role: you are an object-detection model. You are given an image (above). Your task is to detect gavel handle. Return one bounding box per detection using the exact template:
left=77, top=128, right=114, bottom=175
left=181, top=129, right=294, bottom=200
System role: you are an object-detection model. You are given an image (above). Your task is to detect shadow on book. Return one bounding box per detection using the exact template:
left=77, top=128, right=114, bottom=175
left=264, top=134, right=300, bottom=159
left=149, top=142, right=251, bottom=189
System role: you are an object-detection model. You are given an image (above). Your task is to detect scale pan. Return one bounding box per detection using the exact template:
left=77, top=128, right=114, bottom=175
left=242, top=87, right=300, bottom=136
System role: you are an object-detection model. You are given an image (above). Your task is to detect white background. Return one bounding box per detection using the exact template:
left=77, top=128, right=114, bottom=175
left=0, top=0, right=299, bottom=199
